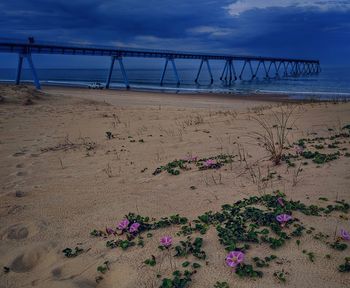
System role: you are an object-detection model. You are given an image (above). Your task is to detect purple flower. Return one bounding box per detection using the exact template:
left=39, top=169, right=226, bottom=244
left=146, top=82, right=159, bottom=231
left=117, top=219, right=130, bottom=230
left=295, top=145, right=304, bottom=155
left=225, top=251, right=244, bottom=268
left=129, top=222, right=140, bottom=233
left=203, top=159, right=216, bottom=167
left=276, top=214, right=293, bottom=226
left=106, top=227, right=115, bottom=235
left=340, top=229, right=350, bottom=241
left=277, top=197, right=284, bottom=207
left=160, top=236, right=172, bottom=248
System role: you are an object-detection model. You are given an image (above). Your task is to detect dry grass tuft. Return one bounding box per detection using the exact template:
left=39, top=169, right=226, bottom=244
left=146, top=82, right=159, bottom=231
left=253, top=106, right=295, bottom=165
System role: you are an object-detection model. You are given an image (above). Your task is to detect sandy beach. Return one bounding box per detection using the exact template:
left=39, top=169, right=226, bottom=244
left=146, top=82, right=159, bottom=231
left=0, top=84, right=349, bottom=288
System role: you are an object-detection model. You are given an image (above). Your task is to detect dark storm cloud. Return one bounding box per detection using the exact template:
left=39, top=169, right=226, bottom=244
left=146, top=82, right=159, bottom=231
left=0, top=0, right=350, bottom=65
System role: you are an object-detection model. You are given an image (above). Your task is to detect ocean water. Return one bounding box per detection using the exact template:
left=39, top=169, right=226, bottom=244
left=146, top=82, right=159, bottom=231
left=0, top=65, right=349, bottom=99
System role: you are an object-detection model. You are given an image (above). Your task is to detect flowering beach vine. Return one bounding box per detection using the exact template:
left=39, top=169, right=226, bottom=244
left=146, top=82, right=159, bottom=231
left=87, top=192, right=350, bottom=286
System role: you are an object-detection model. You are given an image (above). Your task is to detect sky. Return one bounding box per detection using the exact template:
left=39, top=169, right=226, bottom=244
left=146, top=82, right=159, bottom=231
left=1, top=0, right=350, bottom=68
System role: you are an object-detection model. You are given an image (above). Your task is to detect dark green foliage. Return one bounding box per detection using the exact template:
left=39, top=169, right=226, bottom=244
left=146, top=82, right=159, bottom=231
left=178, top=225, right=194, bottom=236
left=287, top=133, right=350, bottom=167
left=302, top=250, right=315, bottom=262
left=290, top=224, right=305, bottom=237
left=3, top=266, right=10, bottom=273
left=297, top=139, right=306, bottom=148
left=137, top=238, right=145, bottom=247
left=144, top=255, right=156, bottom=266
left=89, top=192, right=350, bottom=286
left=330, top=241, right=348, bottom=251
left=313, top=232, right=329, bottom=241
left=301, top=151, right=340, bottom=164
left=252, top=255, right=277, bottom=268
left=286, top=159, right=296, bottom=167
left=174, top=237, right=206, bottom=260
left=235, top=264, right=263, bottom=278
left=90, top=229, right=105, bottom=237
left=106, top=239, right=135, bottom=250
left=197, top=154, right=235, bottom=171
left=160, top=270, right=194, bottom=288
left=338, top=257, right=350, bottom=272
left=261, top=236, right=286, bottom=249
left=273, top=269, right=287, bottom=282
left=327, top=143, right=338, bottom=149
left=97, top=261, right=109, bottom=274
left=194, top=223, right=209, bottom=235
left=314, top=144, right=324, bottom=149
left=214, top=282, right=230, bottom=288
left=153, top=159, right=187, bottom=175
left=324, top=200, right=350, bottom=214
left=182, top=261, right=190, bottom=268
left=153, top=154, right=234, bottom=175
left=125, top=213, right=188, bottom=232
left=62, top=247, right=84, bottom=258
left=105, top=131, right=114, bottom=139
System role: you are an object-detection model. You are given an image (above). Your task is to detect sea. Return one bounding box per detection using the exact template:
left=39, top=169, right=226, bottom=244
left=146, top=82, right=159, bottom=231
left=0, top=65, right=350, bottom=100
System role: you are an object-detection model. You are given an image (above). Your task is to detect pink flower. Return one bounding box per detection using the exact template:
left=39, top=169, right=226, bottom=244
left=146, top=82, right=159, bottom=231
left=129, top=222, right=140, bottom=233
left=160, top=236, right=172, bottom=248
left=277, top=197, right=284, bottom=207
left=225, top=251, right=244, bottom=268
left=340, top=229, right=350, bottom=241
left=203, top=159, right=216, bottom=167
left=117, top=219, right=130, bottom=230
left=276, top=214, right=292, bottom=226
left=106, top=227, right=115, bottom=235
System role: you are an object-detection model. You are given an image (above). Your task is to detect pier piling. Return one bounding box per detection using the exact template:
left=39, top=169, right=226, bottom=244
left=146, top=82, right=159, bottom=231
left=0, top=38, right=321, bottom=89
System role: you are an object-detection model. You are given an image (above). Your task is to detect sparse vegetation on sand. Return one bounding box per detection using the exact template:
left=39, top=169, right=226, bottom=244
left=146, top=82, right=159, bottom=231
left=86, top=192, right=350, bottom=286
left=253, top=107, right=295, bottom=165
left=153, top=154, right=235, bottom=176
left=1, top=86, right=350, bottom=288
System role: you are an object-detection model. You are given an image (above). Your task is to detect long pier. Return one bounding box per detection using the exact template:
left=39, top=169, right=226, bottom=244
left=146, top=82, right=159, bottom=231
left=0, top=38, right=320, bottom=90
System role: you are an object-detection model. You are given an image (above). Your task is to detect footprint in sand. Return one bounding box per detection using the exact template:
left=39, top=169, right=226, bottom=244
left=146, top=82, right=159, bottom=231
left=10, top=243, right=56, bottom=273
left=1, top=221, right=44, bottom=240
left=7, top=205, right=25, bottom=215
left=15, top=190, right=26, bottom=197
left=99, top=264, right=138, bottom=288
left=7, top=225, right=29, bottom=240
left=12, top=150, right=27, bottom=157
left=16, top=171, right=27, bottom=177
left=73, top=280, right=97, bottom=288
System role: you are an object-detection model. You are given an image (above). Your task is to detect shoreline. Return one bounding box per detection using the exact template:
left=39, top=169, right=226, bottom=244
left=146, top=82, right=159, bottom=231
left=1, top=80, right=350, bottom=101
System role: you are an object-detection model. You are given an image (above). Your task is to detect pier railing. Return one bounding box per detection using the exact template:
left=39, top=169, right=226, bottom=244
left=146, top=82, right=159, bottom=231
left=0, top=37, right=321, bottom=90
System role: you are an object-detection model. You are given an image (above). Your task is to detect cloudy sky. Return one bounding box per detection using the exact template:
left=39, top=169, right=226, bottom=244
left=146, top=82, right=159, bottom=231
left=1, top=0, right=350, bottom=67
